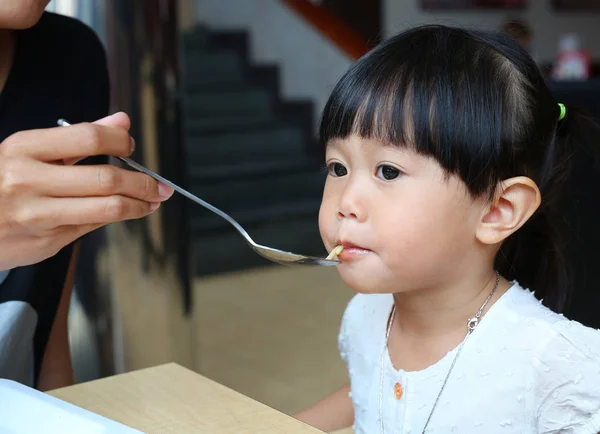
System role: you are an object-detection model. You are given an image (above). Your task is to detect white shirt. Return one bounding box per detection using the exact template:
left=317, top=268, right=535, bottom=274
left=338, top=283, right=600, bottom=434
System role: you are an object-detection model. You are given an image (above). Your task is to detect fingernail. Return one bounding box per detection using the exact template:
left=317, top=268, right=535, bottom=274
left=158, top=183, right=174, bottom=199
left=149, top=202, right=161, bottom=212
left=130, top=137, right=136, bottom=154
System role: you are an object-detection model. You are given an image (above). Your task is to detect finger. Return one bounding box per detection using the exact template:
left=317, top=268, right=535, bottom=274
left=2, top=118, right=135, bottom=162
left=41, top=164, right=174, bottom=202
left=65, top=196, right=160, bottom=226
left=12, top=196, right=160, bottom=230
left=94, top=112, right=131, bottom=130
left=63, top=113, right=133, bottom=165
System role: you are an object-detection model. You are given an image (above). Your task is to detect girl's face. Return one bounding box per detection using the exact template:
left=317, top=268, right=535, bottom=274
left=319, top=135, right=486, bottom=294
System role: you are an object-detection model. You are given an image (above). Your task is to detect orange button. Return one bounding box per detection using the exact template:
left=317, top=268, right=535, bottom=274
left=394, top=382, right=403, bottom=400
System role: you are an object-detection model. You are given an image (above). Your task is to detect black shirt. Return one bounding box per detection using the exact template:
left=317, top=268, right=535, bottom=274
left=0, top=12, right=109, bottom=387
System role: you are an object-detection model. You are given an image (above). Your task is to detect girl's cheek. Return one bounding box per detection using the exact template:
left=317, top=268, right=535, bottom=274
left=318, top=203, right=329, bottom=237
left=318, top=200, right=337, bottom=245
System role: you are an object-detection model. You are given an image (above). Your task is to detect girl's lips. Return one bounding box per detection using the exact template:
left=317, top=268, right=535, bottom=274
left=340, top=241, right=368, bottom=250
left=337, top=241, right=371, bottom=260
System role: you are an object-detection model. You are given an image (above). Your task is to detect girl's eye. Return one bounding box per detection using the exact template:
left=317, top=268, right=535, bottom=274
left=328, top=162, right=348, bottom=177
left=376, top=165, right=401, bottom=180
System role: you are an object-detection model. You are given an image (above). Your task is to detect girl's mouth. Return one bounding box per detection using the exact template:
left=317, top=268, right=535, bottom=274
left=331, top=241, right=372, bottom=261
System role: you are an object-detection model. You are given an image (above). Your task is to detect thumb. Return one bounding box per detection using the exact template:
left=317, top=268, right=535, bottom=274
left=93, top=112, right=132, bottom=131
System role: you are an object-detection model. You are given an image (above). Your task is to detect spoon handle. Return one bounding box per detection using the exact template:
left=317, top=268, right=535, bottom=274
left=56, top=119, right=254, bottom=244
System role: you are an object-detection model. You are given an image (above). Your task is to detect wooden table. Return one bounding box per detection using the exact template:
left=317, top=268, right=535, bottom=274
left=47, top=363, right=322, bottom=433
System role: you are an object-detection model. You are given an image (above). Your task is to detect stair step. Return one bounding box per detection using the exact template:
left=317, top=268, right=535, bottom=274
left=188, top=171, right=325, bottom=214
left=183, top=29, right=248, bottom=58
left=183, top=87, right=272, bottom=116
left=184, top=51, right=242, bottom=73
left=183, top=70, right=245, bottom=88
left=181, top=27, right=322, bottom=278
left=206, top=31, right=249, bottom=57
left=184, top=113, right=276, bottom=134
left=192, top=211, right=324, bottom=277
left=191, top=199, right=321, bottom=232
left=187, top=159, right=320, bottom=182
left=182, top=51, right=245, bottom=86
left=182, top=28, right=210, bottom=48
left=182, top=49, right=280, bottom=92
left=185, top=125, right=307, bottom=163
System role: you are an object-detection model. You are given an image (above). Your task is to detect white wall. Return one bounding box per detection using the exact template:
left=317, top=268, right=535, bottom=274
left=384, top=1, right=600, bottom=62
left=192, top=0, right=353, bottom=128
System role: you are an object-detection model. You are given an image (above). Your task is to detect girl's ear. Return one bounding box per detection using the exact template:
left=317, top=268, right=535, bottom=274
left=476, top=177, right=541, bottom=245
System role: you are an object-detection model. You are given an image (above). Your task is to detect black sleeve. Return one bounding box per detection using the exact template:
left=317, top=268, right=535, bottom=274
left=78, top=25, right=110, bottom=122
left=28, top=15, right=111, bottom=386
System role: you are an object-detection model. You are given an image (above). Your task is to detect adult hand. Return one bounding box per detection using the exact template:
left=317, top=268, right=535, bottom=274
left=0, top=112, right=173, bottom=270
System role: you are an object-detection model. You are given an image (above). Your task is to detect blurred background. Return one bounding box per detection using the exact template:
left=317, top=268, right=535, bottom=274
left=44, top=0, right=600, bottom=429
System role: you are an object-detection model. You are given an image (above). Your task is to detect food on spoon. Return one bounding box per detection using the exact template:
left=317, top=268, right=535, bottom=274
left=326, top=245, right=344, bottom=260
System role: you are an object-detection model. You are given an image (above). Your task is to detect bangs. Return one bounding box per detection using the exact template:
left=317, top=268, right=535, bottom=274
left=319, top=26, right=528, bottom=195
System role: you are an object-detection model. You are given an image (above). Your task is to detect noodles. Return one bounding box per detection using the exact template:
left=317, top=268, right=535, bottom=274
left=326, top=245, right=344, bottom=260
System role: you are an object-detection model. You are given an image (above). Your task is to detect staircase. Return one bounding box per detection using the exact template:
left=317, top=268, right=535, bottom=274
left=180, top=28, right=327, bottom=277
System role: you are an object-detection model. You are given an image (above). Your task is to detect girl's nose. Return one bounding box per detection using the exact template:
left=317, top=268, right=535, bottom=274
left=338, top=209, right=358, bottom=219
left=337, top=180, right=366, bottom=222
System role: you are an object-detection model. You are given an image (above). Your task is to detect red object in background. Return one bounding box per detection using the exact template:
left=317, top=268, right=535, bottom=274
left=282, top=0, right=372, bottom=59
left=552, top=34, right=592, bottom=81
left=553, top=50, right=592, bottom=80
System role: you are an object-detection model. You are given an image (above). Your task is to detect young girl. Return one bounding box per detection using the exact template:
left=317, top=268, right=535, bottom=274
left=295, top=25, right=600, bottom=433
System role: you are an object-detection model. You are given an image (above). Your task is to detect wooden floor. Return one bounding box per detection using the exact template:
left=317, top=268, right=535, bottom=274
left=87, top=223, right=354, bottom=433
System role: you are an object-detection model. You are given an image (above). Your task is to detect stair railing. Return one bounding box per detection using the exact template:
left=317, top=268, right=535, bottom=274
left=281, top=0, right=373, bottom=60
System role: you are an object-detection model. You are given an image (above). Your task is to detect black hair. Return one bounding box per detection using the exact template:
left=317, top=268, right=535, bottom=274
left=319, top=25, right=600, bottom=313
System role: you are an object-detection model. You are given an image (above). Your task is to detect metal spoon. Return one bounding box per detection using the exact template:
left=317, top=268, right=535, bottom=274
left=57, top=119, right=339, bottom=267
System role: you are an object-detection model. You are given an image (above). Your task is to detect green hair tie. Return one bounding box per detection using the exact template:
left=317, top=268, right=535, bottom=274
left=558, top=103, right=566, bottom=121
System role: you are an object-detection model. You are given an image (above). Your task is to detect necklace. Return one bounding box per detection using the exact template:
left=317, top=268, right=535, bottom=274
left=379, top=271, right=500, bottom=434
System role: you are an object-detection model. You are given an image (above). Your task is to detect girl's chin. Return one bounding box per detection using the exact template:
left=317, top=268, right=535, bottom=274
left=337, top=268, right=393, bottom=294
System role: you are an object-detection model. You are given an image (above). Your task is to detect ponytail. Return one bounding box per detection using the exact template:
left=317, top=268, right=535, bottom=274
left=496, top=104, right=600, bottom=313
